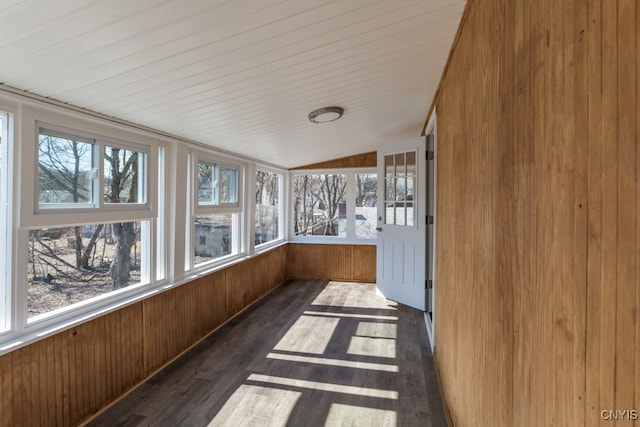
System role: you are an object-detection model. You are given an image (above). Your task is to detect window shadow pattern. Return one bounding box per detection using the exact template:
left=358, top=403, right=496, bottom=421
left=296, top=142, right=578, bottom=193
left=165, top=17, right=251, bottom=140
left=89, top=280, right=446, bottom=427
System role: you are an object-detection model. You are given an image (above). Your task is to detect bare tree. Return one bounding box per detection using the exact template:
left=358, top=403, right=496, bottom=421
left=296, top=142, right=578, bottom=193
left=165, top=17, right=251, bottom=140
left=105, top=147, right=139, bottom=289
left=293, top=174, right=346, bottom=236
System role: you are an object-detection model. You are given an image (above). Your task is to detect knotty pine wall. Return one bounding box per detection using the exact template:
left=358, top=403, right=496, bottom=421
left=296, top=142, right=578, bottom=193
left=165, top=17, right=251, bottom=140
left=434, top=0, right=639, bottom=426
left=0, top=245, right=287, bottom=426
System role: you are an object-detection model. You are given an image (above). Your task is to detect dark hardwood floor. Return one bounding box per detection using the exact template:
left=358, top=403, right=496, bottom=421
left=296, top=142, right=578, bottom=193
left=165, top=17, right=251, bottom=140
left=87, top=280, right=446, bottom=427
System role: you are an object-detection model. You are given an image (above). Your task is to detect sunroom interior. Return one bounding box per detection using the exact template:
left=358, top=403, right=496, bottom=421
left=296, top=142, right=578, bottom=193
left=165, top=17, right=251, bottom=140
left=1, top=0, right=639, bottom=426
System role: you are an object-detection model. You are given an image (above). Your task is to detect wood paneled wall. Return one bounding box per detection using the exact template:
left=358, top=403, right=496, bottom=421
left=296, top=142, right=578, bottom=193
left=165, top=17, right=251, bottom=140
left=287, top=243, right=376, bottom=283
left=0, top=245, right=287, bottom=426
left=290, top=151, right=376, bottom=170
left=434, top=0, right=639, bottom=426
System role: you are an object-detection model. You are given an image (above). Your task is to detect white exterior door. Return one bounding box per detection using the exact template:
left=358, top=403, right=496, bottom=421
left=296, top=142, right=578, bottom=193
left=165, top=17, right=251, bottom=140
left=376, top=137, right=426, bottom=311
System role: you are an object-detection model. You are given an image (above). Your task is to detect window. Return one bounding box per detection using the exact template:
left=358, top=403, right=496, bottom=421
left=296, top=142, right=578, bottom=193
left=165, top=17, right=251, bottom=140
left=104, top=145, right=146, bottom=204
left=25, top=125, right=158, bottom=322
left=38, top=131, right=94, bottom=206
left=293, top=174, right=347, bottom=237
left=355, top=173, right=377, bottom=239
left=198, top=161, right=238, bottom=206
left=37, top=129, right=148, bottom=209
left=255, top=169, right=282, bottom=246
left=384, top=152, right=415, bottom=226
left=0, top=112, right=9, bottom=331
left=192, top=156, right=243, bottom=267
left=27, top=221, right=148, bottom=317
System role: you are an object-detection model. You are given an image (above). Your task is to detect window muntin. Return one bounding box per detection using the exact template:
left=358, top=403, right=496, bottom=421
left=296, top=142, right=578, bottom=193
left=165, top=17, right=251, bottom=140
left=38, top=130, right=94, bottom=206
left=27, top=221, right=148, bottom=318
left=355, top=173, right=377, bottom=239
left=384, top=151, right=415, bottom=226
left=293, top=174, right=347, bottom=237
left=255, top=170, right=281, bottom=246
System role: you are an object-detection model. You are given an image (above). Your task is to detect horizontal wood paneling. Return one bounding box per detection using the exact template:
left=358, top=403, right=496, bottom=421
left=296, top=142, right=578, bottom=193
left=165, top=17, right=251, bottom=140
left=289, top=151, right=377, bottom=170
left=0, top=246, right=288, bottom=427
left=287, top=243, right=375, bottom=283
left=434, top=0, right=639, bottom=426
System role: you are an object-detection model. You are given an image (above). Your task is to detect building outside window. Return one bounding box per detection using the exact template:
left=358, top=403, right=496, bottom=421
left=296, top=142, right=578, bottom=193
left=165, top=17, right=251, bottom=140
left=192, top=156, right=242, bottom=267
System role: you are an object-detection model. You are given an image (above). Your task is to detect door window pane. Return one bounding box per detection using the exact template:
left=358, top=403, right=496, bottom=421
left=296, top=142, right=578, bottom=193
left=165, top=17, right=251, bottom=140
left=38, top=131, right=94, bottom=206
left=383, top=150, right=417, bottom=226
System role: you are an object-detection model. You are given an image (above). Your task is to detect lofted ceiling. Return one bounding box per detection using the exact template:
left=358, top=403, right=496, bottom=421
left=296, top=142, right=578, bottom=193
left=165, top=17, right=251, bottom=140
left=0, top=0, right=466, bottom=168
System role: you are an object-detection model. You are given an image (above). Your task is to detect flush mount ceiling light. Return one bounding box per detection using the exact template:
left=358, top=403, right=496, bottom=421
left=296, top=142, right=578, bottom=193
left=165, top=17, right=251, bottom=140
left=308, top=106, right=344, bottom=123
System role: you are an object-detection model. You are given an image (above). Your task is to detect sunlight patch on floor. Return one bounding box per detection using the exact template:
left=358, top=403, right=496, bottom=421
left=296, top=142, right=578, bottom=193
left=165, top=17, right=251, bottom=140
left=247, top=374, right=398, bottom=400
left=325, top=403, right=397, bottom=427
left=347, top=336, right=397, bottom=359
left=303, top=310, right=398, bottom=321
left=207, top=385, right=300, bottom=427
left=311, top=282, right=397, bottom=310
left=355, top=322, right=397, bottom=339
left=274, top=315, right=339, bottom=354
left=266, top=352, right=399, bottom=372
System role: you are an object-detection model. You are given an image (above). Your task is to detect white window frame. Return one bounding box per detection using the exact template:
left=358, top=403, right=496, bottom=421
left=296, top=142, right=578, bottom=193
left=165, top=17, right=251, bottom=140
left=0, top=109, right=13, bottom=334
left=32, top=122, right=152, bottom=219
left=289, top=168, right=377, bottom=245
left=253, top=165, right=285, bottom=252
left=0, top=88, right=289, bottom=356
left=188, top=149, right=245, bottom=271
left=14, top=105, right=164, bottom=330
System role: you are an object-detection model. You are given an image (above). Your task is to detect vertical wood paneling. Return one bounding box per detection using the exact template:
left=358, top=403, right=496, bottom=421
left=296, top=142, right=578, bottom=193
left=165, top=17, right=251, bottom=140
left=585, top=1, right=604, bottom=424
left=287, top=243, right=375, bottom=283
left=615, top=0, right=637, bottom=416
left=433, top=0, right=638, bottom=426
left=0, top=247, right=288, bottom=426
left=636, top=0, right=640, bottom=415
left=143, top=269, right=227, bottom=373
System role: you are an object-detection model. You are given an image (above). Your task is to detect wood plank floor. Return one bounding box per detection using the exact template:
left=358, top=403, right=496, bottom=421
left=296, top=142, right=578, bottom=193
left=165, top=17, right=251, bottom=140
left=87, top=280, right=446, bottom=427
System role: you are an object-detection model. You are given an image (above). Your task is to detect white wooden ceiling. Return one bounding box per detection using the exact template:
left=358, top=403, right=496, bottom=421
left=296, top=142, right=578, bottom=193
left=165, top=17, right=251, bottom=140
left=0, top=0, right=466, bottom=168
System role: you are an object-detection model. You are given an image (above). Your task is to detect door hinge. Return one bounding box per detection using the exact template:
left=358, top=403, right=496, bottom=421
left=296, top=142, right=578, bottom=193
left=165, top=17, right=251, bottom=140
left=426, top=215, right=433, bottom=225
left=425, top=279, right=433, bottom=289
left=426, top=150, right=434, bottom=160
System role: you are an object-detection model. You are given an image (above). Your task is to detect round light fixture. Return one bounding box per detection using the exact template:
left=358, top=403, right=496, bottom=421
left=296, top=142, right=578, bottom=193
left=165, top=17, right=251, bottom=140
left=308, top=106, right=344, bottom=123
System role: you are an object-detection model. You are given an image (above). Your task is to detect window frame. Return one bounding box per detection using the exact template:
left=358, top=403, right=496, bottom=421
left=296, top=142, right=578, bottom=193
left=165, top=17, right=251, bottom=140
left=187, top=150, right=245, bottom=271
left=289, top=168, right=377, bottom=245
left=0, top=109, right=13, bottom=334
left=34, top=122, right=152, bottom=217
left=254, top=165, right=285, bottom=252
left=14, top=106, right=165, bottom=330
